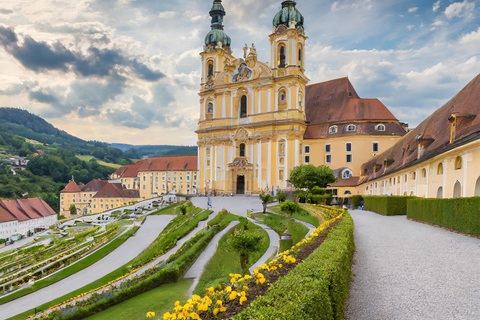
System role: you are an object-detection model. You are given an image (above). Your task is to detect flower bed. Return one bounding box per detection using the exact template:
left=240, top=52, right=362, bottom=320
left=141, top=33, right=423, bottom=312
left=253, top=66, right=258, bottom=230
left=156, top=207, right=351, bottom=320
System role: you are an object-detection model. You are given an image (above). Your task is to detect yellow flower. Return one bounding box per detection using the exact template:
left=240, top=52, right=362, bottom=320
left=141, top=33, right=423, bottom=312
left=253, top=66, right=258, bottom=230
left=192, top=294, right=201, bottom=302
left=225, top=286, right=232, bottom=292
left=163, top=312, right=177, bottom=320
left=229, top=291, right=238, bottom=300
left=240, top=296, right=247, bottom=305
left=205, top=287, right=215, bottom=295
left=220, top=306, right=226, bottom=312
left=216, top=300, right=223, bottom=306
left=146, top=312, right=155, bottom=318
left=230, top=277, right=236, bottom=284
left=244, top=275, right=252, bottom=280
left=213, top=308, right=220, bottom=316
left=190, top=312, right=200, bottom=320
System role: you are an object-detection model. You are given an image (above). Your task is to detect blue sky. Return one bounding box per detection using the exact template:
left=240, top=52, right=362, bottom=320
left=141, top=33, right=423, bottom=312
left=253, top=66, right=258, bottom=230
left=0, top=0, right=479, bottom=144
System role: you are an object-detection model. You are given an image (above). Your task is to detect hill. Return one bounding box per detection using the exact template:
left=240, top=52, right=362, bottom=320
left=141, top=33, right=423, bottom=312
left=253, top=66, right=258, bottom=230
left=111, top=143, right=197, bottom=158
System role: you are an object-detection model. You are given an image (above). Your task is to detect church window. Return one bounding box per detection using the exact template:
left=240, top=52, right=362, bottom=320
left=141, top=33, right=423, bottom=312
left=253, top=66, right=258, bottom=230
left=329, top=126, right=338, bottom=134
left=376, top=124, right=386, bottom=131
left=207, top=102, right=213, bottom=114
left=437, top=163, right=444, bottom=175
left=279, top=89, right=287, bottom=105
left=207, top=60, right=214, bottom=77
left=240, top=95, right=247, bottom=118
left=298, top=47, right=303, bottom=67
left=239, top=143, right=246, bottom=157
left=278, top=44, right=286, bottom=68
left=455, top=156, right=462, bottom=170
left=298, top=93, right=304, bottom=111
left=346, top=124, right=356, bottom=132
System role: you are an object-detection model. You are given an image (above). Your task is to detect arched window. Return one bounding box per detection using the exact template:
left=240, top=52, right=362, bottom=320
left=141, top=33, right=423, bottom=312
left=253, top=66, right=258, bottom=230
left=344, top=191, right=352, bottom=195
left=240, top=95, right=247, bottom=118
left=422, top=168, right=427, bottom=178
left=346, top=124, right=356, bottom=132
left=376, top=124, right=386, bottom=131
left=412, top=172, right=416, bottom=180
left=437, top=187, right=443, bottom=199
left=278, top=45, right=286, bottom=68
left=475, top=176, right=480, bottom=196
left=239, top=143, right=246, bottom=157
left=455, top=156, right=462, bottom=170
left=298, top=47, right=303, bottom=67
left=207, top=60, right=214, bottom=77
left=207, top=102, right=214, bottom=114
left=437, top=163, right=443, bottom=175
left=329, top=126, right=338, bottom=134
left=298, top=93, right=304, bottom=111
left=342, top=169, right=353, bottom=179
left=278, top=89, right=287, bottom=105
left=453, top=181, right=462, bottom=198
left=278, top=141, right=286, bottom=155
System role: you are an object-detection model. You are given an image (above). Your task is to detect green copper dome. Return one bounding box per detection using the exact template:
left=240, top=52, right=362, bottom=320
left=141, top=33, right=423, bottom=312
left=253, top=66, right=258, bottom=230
left=205, top=29, right=231, bottom=47
left=273, top=0, right=304, bottom=29
left=204, top=0, right=231, bottom=48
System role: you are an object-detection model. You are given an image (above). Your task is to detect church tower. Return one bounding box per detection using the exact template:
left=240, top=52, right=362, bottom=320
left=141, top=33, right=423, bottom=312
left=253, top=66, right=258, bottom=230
left=197, top=0, right=308, bottom=196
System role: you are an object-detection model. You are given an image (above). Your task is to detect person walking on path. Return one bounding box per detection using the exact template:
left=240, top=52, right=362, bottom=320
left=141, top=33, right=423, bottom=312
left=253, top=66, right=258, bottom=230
left=207, top=197, right=212, bottom=209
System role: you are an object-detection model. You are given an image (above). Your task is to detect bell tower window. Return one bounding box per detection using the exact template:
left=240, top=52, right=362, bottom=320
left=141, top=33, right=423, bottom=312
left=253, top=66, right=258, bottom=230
left=298, top=47, right=303, bottom=67
left=207, top=102, right=213, bottom=115
left=207, top=60, right=214, bottom=79
left=240, top=95, right=247, bottom=118
left=278, top=44, right=286, bottom=68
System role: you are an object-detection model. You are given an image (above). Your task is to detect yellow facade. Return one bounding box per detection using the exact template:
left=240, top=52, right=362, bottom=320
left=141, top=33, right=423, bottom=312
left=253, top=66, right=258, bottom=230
left=138, top=170, right=198, bottom=199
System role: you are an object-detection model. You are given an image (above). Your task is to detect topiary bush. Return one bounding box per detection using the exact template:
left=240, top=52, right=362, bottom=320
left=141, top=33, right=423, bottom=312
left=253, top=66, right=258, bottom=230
left=364, top=196, right=415, bottom=216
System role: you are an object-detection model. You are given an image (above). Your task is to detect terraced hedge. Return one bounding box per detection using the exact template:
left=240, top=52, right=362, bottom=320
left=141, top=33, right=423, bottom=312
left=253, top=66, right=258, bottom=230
left=233, top=211, right=355, bottom=320
left=364, top=196, right=415, bottom=216
left=407, top=197, right=480, bottom=237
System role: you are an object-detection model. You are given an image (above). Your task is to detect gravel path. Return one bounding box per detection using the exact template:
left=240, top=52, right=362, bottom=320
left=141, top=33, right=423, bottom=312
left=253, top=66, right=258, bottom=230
left=346, top=210, right=480, bottom=320
left=0, top=215, right=174, bottom=320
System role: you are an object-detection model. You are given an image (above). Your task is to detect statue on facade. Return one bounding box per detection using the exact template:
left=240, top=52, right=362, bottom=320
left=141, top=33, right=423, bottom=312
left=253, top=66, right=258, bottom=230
left=243, top=44, right=248, bottom=58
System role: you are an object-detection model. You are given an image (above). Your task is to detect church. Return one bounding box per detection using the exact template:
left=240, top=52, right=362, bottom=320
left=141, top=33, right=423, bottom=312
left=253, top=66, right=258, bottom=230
left=196, top=0, right=406, bottom=196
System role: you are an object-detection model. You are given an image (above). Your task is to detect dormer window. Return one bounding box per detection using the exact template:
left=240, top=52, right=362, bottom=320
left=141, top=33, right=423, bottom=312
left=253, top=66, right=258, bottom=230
left=329, top=126, right=338, bottom=134
left=376, top=124, right=386, bottom=131
left=346, top=124, right=356, bottom=132
left=342, top=168, right=353, bottom=179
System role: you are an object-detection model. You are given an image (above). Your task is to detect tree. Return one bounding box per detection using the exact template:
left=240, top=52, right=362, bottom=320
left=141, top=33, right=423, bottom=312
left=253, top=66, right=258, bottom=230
left=288, top=164, right=337, bottom=191
left=69, top=204, right=77, bottom=216
left=259, top=191, right=273, bottom=214
left=280, top=200, right=300, bottom=218
left=229, top=230, right=263, bottom=274
left=178, top=205, right=188, bottom=215
left=276, top=190, right=286, bottom=203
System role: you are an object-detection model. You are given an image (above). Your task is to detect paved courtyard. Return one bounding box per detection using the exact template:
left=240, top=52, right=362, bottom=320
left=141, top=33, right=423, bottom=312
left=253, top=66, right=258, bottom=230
left=346, top=210, right=480, bottom=320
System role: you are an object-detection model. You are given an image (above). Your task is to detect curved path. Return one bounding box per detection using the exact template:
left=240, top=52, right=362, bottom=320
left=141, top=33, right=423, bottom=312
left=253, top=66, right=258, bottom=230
left=346, top=210, right=480, bottom=320
left=0, top=215, right=175, bottom=320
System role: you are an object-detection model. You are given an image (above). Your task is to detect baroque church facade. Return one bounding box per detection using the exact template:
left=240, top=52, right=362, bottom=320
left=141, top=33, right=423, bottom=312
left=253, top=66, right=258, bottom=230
left=197, top=0, right=406, bottom=196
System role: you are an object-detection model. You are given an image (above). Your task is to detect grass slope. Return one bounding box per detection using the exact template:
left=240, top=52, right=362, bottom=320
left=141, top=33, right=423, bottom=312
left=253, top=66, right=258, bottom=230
left=269, top=205, right=320, bottom=227
left=0, top=227, right=138, bottom=306
left=85, top=279, right=194, bottom=320
left=193, top=221, right=269, bottom=295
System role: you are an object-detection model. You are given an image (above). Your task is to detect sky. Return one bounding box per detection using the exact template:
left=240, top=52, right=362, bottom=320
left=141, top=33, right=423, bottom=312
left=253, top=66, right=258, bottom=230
left=0, top=0, right=479, bottom=146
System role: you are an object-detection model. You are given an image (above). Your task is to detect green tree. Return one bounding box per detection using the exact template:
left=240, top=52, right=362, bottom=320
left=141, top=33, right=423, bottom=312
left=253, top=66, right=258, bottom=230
left=178, top=204, right=188, bottom=215
left=288, top=164, right=337, bottom=191
left=276, top=190, right=286, bottom=203
left=259, top=191, right=273, bottom=214
left=280, top=200, right=300, bottom=218
left=228, top=230, right=263, bottom=274
left=69, top=204, right=77, bottom=216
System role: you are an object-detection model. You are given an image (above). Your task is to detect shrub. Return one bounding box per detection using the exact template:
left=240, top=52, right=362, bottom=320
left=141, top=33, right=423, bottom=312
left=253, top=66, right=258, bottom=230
left=280, top=200, right=300, bottom=217
left=178, top=205, right=188, bottom=215
left=351, top=195, right=363, bottom=209
left=233, top=211, right=355, bottom=320
left=364, top=196, right=415, bottom=216
left=407, top=197, right=480, bottom=237
left=276, top=191, right=286, bottom=203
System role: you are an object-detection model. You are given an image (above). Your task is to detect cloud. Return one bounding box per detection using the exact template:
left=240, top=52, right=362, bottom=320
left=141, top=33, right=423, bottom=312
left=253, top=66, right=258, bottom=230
left=459, top=27, right=480, bottom=44
left=445, top=1, right=475, bottom=20
left=406, top=25, right=414, bottom=30
left=0, top=9, right=13, bottom=15
left=158, top=11, right=177, bottom=19
left=431, top=20, right=447, bottom=27
left=433, top=1, right=441, bottom=12
left=331, top=0, right=373, bottom=13
left=0, top=26, right=164, bottom=82
left=408, top=7, right=418, bottom=13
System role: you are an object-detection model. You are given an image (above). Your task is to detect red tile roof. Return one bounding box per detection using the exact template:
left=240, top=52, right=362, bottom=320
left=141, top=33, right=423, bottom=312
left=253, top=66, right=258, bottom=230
left=305, top=77, right=406, bottom=139
left=0, top=198, right=57, bottom=222
left=81, top=179, right=108, bottom=192
left=136, top=156, right=198, bottom=172
left=93, top=183, right=140, bottom=199
left=114, top=165, right=140, bottom=178
left=60, top=181, right=82, bottom=193
left=0, top=206, right=17, bottom=223
left=360, top=72, right=480, bottom=183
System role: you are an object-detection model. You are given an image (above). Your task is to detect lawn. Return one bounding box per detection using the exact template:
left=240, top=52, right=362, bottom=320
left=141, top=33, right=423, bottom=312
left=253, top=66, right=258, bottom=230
left=3, top=228, right=139, bottom=317
left=85, top=279, right=193, bottom=320
left=193, top=221, right=269, bottom=295
left=76, top=155, right=122, bottom=169
left=269, top=205, right=320, bottom=227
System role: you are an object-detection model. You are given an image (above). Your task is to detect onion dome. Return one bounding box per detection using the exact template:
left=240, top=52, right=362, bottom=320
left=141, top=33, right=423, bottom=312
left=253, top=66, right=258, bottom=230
left=205, top=0, right=231, bottom=48
left=273, top=0, right=304, bottom=29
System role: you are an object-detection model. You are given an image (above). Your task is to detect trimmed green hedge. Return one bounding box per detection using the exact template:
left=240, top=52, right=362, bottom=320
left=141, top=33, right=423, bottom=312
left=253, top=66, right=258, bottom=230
left=351, top=195, right=363, bottom=209
left=364, top=196, right=415, bottom=216
left=233, top=211, right=355, bottom=320
left=407, top=197, right=480, bottom=237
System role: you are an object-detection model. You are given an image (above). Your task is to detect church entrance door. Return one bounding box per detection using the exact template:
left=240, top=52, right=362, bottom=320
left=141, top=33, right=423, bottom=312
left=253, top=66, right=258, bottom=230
left=237, top=175, right=245, bottom=194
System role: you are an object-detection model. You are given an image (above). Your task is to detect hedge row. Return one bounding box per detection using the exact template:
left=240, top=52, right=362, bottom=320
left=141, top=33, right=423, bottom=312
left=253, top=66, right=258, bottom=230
left=43, top=211, right=232, bottom=320
left=407, top=197, right=480, bottom=237
left=363, top=196, right=416, bottom=216
left=233, top=211, right=355, bottom=320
